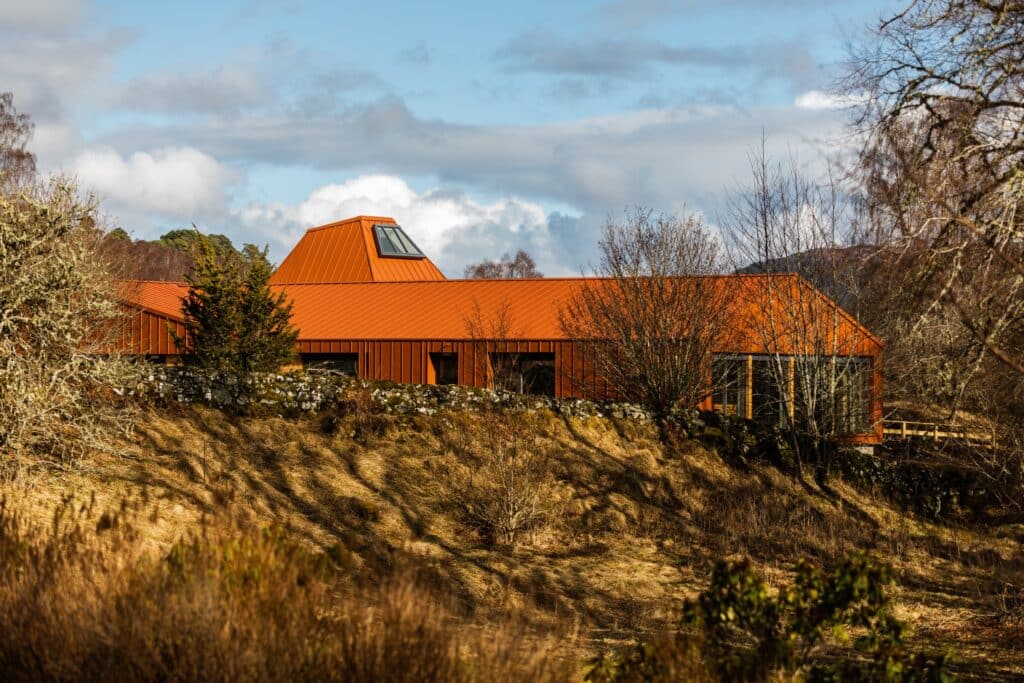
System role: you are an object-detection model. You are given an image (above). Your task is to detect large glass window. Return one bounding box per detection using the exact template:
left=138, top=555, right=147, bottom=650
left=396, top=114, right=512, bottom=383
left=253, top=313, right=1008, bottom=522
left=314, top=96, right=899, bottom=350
left=751, top=357, right=788, bottom=428
left=792, top=357, right=871, bottom=435
left=302, top=353, right=358, bottom=376
left=711, top=353, right=872, bottom=435
left=711, top=355, right=747, bottom=417
left=834, top=358, right=871, bottom=434
left=489, top=352, right=556, bottom=396
left=373, top=224, right=425, bottom=258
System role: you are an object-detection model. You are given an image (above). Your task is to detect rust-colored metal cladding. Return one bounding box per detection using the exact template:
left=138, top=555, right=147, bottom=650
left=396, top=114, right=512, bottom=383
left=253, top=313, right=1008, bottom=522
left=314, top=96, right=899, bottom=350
left=115, top=281, right=187, bottom=356
left=118, top=281, right=189, bottom=319
left=272, top=278, right=580, bottom=340
left=272, top=274, right=879, bottom=353
left=268, top=216, right=446, bottom=284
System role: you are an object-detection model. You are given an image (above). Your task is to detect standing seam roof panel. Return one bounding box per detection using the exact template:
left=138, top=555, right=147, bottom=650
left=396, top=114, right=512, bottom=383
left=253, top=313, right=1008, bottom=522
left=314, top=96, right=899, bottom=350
left=268, top=215, right=446, bottom=285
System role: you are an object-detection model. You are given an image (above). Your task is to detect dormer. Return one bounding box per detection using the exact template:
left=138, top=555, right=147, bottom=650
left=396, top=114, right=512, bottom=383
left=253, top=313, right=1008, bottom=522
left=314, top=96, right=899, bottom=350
left=269, top=215, right=446, bottom=284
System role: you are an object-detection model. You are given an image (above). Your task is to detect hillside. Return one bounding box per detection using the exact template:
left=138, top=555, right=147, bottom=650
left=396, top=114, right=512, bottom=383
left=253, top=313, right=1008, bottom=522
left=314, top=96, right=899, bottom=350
left=5, top=405, right=1023, bottom=680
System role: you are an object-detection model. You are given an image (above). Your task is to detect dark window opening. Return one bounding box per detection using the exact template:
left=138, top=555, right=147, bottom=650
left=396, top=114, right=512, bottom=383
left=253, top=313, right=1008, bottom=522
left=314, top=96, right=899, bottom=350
left=711, top=355, right=747, bottom=417
left=373, top=224, right=425, bottom=259
left=431, top=353, right=459, bottom=385
left=835, top=359, right=871, bottom=434
left=793, top=357, right=871, bottom=435
left=751, top=357, right=788, bottom=428
left=302, top=353, right=358, bottom=376
left=490, top=352, right=555, bottom=396
left=711, top=354, right=873, bottom=436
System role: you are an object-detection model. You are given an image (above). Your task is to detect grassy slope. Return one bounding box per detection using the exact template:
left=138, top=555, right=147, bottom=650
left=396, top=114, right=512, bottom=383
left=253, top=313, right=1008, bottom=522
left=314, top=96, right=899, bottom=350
left=7, top=406, right=1023, bottom=679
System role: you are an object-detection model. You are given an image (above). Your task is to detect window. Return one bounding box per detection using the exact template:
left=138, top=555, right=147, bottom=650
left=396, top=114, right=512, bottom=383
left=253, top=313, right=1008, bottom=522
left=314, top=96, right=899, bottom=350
left=751, top=357, right=788, bottom=428
left=431, top=353, right=459, bottom=385
left=489, top=352, right=556, bottom=396
left=711, top=355, right=748, bottom=417
left=373, top=224, right=425, bottom=258
left=711, top=353, right=873, bottom=435
left=832, top=358, right=871, bottom=434
left=302, top=353, right=358, bottom=376
left=792, top=357, right=872, bottom=435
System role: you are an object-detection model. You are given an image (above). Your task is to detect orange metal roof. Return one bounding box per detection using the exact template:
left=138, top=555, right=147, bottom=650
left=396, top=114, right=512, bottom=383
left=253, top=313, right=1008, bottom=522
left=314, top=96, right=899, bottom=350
left=270, top=275, right=882, bottom=353
left=268, top=215, right=446, bottom=285
left=117, top=281, right=188, bottom=319
left=116, top=274, right=881, bottom=355
left=273, top=278, right=579, bottom=340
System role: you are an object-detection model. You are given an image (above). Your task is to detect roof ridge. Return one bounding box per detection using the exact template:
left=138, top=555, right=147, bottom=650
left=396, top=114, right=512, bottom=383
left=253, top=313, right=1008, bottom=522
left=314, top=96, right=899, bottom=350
left=268, top=273, right=795, bottom=286
left=360, top=219, right=379, bottom=281
left=304, top=215, right=397, bottom=234
left=117, top=279, right=189, bottom=286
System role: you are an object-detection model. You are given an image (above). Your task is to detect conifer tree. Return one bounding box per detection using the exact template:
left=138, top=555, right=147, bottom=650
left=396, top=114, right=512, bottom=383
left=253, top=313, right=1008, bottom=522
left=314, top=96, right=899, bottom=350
left=236, top=246, right=298, bottom=374
left=175, top=231, right=297, bottom=379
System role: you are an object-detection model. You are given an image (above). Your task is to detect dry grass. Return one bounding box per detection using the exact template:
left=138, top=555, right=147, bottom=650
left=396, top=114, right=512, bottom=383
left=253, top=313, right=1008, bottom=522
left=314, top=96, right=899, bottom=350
left=3, top=405, right=1023, bottom=679
left=0, top=497, right=572, bottom=682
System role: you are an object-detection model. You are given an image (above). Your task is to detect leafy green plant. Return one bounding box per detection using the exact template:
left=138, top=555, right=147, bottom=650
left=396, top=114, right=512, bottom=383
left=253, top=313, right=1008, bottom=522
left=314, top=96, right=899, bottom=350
left=683, top=552, right=954, bottom=682
left=589, top=553, right=954, bottom=682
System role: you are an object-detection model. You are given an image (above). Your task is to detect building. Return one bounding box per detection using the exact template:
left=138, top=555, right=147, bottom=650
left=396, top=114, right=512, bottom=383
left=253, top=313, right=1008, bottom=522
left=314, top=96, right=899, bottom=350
left=119, top=215, right=884, bottom=444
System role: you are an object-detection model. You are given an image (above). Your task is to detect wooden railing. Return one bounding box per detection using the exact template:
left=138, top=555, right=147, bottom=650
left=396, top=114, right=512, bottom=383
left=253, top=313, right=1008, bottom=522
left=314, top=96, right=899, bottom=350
left=883, top=419, right=993, bottom=444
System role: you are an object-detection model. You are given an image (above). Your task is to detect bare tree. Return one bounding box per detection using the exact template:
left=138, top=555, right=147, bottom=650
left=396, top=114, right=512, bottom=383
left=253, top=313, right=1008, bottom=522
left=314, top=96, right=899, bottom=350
left=845, top=0, right=1024, bottom=501
left=463, top=299, right=527, bottom=393
left=722, top=148, right=876, bottom=466
left=847, top=0, right=1024, bottom=381
left=450, top=415, right=556, bottom=548
left=560, top=208, right=729, bottom=422
left=0, top=181, right=133, bottom=477
left=464, top=250, right=542, bottom=279
left=0, top=92, right=36, bottom=193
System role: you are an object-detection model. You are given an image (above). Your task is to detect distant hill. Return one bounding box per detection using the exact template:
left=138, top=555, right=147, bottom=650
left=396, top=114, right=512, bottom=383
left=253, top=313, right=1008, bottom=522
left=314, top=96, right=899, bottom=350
left=736, top=244, right=884, bottom=314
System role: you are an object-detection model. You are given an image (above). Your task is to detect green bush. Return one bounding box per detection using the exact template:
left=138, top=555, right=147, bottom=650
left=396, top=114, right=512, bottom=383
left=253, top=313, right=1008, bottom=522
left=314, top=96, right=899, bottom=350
left=589, top=553, right=954, bottom=682
left=686, top=552, right=953, bottom=681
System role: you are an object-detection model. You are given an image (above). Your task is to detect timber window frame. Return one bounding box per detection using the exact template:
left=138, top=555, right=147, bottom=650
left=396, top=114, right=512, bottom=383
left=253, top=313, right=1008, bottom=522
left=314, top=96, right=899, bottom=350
left=711, top=353, right=873, bottom=436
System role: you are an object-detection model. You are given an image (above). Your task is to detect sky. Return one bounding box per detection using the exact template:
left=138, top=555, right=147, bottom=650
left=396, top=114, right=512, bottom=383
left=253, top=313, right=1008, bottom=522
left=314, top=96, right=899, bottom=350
left=0, top=0, right=899, bottom=276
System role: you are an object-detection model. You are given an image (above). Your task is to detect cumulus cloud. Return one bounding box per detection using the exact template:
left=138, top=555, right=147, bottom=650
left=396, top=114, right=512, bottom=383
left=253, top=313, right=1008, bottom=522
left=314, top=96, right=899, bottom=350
left=0, top=8, right=132, bottom=169
left=109, top=40, right=383, bottom=119
left=102, top=97, right=850, bottom=219
left=236, top=174, right=569, bottom=276
left=72, top=146, right=237, bottom=221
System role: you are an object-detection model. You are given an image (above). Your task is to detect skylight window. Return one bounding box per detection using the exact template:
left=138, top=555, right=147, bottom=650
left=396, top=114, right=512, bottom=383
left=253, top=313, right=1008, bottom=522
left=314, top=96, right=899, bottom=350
left=373, top=224, right=425, bottom=259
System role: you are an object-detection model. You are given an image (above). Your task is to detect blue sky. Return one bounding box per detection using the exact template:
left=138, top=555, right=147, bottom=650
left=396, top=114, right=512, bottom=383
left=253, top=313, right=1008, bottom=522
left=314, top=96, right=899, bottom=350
left=0, top=0, right=898, bottom=275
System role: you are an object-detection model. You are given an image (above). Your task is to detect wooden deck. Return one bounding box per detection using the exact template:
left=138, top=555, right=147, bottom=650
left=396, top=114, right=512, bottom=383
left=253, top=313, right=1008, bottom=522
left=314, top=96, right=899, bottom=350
left=883, top=419, right=993, bottom=444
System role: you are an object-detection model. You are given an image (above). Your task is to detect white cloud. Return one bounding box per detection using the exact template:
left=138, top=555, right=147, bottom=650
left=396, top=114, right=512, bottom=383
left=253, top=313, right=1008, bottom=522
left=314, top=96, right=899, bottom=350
left=238, top=174, right=559, bottom=276
left=794, top=90, right=867, bottom=111
left=71, top=146, right=237, bottom=221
